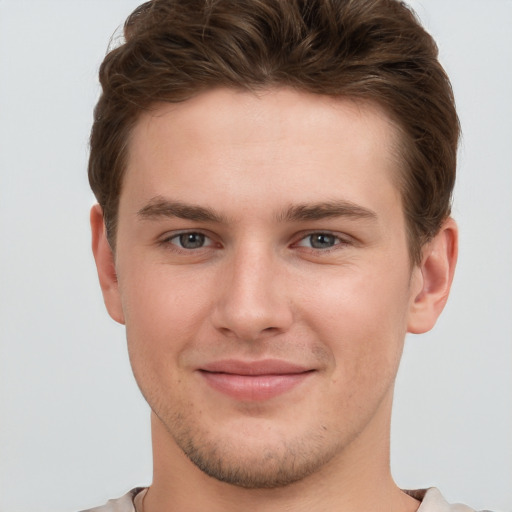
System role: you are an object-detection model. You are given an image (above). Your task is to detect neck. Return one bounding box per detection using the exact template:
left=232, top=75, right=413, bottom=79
left=143, top=392, right=420, bottom=512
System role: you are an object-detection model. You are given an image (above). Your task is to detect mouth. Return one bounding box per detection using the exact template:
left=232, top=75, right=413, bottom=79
left=198, top=359, right=315, bottom=401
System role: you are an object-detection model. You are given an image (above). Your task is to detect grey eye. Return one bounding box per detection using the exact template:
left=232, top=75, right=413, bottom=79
left=308, top=233, right=337, bottom=249
left=177, top=232, right=206, bottom=249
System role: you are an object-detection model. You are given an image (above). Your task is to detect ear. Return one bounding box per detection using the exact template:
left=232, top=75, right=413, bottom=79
left=407, top=218, right=458, bottom=334
left=90, top=204, right=125, bottom=324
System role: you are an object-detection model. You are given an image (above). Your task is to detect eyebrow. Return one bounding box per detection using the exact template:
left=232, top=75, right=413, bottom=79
left=137, top=197, right=377, bottom=224
left=277, top=200, right=377, bottom=223
left=137, top=197, right=227, bottom=223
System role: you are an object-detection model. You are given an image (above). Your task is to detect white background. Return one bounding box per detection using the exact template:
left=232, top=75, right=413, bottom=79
left=0, top=1, right=511, bottom=511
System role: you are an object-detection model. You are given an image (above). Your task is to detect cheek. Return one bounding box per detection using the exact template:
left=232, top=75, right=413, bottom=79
left=120, top=267, right=217, bottom=419
left=119, top=264, right=214, bottom=379
left=121, top=258, right=210, bottom=327
left=301, top=267, right=411, bottom=379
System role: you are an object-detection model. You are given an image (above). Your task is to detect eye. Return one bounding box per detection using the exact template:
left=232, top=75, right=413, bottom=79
left=296, top=232, right=344, bottom=250
left=167, top=232, right=214, bottom=250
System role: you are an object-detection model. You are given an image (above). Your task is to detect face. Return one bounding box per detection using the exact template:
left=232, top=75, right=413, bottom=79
left=97, top=88, right=428, bottom=488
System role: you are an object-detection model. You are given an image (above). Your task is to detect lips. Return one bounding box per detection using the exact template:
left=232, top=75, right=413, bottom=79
left=198, top=359, right=314, bottom=401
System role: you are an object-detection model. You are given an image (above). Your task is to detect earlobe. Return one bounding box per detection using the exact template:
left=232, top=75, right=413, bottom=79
left=407, top=218, right=458, bottom=334
left=90, top=204, right=125, bottom=325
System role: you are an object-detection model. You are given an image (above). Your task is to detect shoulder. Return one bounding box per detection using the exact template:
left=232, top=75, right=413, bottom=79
left=405, top=488, right=494, bottom=512
left=78, top=488, right=146, bottom=512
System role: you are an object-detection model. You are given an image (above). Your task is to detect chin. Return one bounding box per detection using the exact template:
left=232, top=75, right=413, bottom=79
left=168, top=416, right=340, bottom=489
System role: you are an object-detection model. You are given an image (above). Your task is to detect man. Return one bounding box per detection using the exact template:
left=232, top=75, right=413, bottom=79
left=84, top=0, right=479, bottom=510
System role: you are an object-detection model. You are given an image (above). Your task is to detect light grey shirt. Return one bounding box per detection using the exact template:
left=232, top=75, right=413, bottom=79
left=81, top=487, right=489, bottom=512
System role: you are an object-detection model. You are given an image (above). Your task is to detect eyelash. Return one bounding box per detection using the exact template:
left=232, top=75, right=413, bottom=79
left=159, top=231, right=217, bottom=251
left=294, top=231, right=350, bottom=252
left=159, top=230, right=351, bottom=254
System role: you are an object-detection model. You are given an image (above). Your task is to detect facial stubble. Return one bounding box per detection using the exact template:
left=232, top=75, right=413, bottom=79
left=157, top=406, right=340, bottom=489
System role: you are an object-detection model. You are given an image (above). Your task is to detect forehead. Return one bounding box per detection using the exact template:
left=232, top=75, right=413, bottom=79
left=124, top=88, right=404, bottom=218
left=131, top=87, right=400, bottom=156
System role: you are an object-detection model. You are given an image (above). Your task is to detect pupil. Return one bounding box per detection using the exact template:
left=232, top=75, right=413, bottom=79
left=311, top=234, right=335, bottom=249
left=180, top=233, right=205, bottom=249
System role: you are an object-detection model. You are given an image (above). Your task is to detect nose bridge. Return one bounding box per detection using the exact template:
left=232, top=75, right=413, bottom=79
left=213, top=240, right=292, bottom=340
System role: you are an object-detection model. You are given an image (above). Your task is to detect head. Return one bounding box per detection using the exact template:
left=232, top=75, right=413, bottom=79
left=89, top=0, right=459, bottom=265
left=89, top=0, right=459, bottom=493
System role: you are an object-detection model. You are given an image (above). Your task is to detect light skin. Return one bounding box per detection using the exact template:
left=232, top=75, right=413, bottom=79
left=91, top=88, right=457, bottom=512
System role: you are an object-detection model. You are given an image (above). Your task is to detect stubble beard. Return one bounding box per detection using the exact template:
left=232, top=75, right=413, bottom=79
left=160, top=409, right=340, bottom=489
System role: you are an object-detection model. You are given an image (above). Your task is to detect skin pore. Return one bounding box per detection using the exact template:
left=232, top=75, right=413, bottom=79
left=91, top=88, right=457, bottom=512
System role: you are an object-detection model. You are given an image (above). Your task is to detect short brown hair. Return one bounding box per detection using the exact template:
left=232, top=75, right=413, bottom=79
left=89, top=0, right=460, bottom=263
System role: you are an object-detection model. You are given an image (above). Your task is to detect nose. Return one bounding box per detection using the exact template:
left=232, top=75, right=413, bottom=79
left=211, top=245, right=293, bottom=342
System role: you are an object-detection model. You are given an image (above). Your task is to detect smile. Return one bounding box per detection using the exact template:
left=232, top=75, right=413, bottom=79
left=198, top=360, right=315, bottom=401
